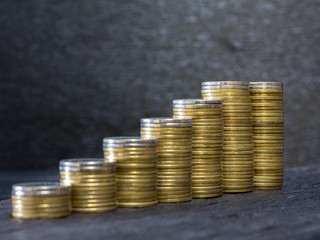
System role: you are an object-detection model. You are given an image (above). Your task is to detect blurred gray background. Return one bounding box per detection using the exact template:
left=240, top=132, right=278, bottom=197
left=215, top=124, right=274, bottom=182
left=1, top=0, right=319, bottom=169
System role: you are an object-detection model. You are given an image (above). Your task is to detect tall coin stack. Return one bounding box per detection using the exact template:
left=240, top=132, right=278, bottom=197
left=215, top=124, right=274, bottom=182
left=249, top=82, right=284, bottom=190
left=59, top=159, right=117, bottom=213
left=11, top=182, right=71, bottom=219
left=140, top=118, right=192, bottom=202
left=202, top=81, right=254, bottom=193
left=103, top=137, right=157, bottom=207
left=172, top=99, right=223, bottom=198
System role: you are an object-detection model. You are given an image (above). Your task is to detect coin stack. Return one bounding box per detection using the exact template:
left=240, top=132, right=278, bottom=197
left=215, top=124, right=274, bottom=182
left=202, top=81, right=254, bottom=193
left=140, top=118, right=192, bottom=202
left=59, top=158, right=117, bottom=213
left=103, top=137, right=157, bottom=207
left=172, top=99, right=223, bottom=198
left=11, top=182, right=71, bottom=219
left=249, top=82, right=284, bottom=190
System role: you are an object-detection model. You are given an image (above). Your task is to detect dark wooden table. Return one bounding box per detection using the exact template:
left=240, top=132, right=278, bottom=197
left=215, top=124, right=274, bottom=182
left=1, top=165, right=320, bottom=240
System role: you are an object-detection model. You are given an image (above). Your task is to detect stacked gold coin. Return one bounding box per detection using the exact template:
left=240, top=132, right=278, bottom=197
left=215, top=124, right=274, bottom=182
left=59, top=158, right=117, bottom=213
left=202, top=81, right=254, bottom=193
left=103, top=137, right=157, bottom=207
left=249, top=82, right=284, bottom=190
left=140, top=118, right=192, bottom=202
left=11, top=182, right=71, bottom=219
left=172, top=99, right=223, bottom=198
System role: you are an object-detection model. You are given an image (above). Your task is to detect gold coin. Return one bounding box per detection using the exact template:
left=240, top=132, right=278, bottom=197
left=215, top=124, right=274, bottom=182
left=253, top=182, right=282, bottom=187
left=192, top=192, right=223, bottom=198
left=103, top=147, right=156, bottom=152
left=223, top=160, right=253, bottom=165
left=72, top=205, right=117, bottom=213
left=192, top=177, right=221, bottom=183
left=223, top=178, right=253, bottom=184
left=254, top=186, right=282, bottom=190
left=72, top=198, right=116, bottom=205
left=157, top=197, right=191, bottom=203
left=254, top=174, right=283, bottom=179
left=254, top=179, right=282, bottom=184
left=222, top=168, right=253, bottom=173
left=157, top=153, right=191, bottom=157
left=192, top=118, right=223, bottom=121
left=223, top=188, right=253, bottom=193
left=158, top=189, right=191, bottom=195
left=117, top=195, right=156, bottom=200
left=158, top=159, right=191, bottom=163
left=12, top=211, right=71, bottom=219
left=118, top=201, right=157, bottom=208
left=222, top=154, right=253, bottom=158
left=192, top=176, right=221, bottom=181
left=223, top=150, right=253, bottom=155
left=223, top=173, right=253, bottom=179
left=157, top=183, right=191, bottom=188
left=192, top=140, right=222, bottom=145
left=11, top=195, right=70, bottom=203
left=12, top=207, right=70, bottom=213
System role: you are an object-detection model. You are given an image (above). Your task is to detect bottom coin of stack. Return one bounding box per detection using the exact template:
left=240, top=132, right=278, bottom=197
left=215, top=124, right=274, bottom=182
left=60, top=159, right=117, bottom=213
left=140, top=118, right=192, bottom=202
left=11, top=182, right=71, bottom=219
left=103, top=137, right=157, bottom=207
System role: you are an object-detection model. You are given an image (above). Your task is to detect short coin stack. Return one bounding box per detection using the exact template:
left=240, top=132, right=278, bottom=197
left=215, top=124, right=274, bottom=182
left=59, top=159, right=117, bottom=213
left=140, top=118, right=192, bottom=202
left=11, top=182, right=71, bottom=219
left=202, top=81, right=254, bottom=193
left=249, top=82, right=284, bottom=189
left=103, top=137, right=157, bottom=207
left=172, top=99, right=223, bottom=198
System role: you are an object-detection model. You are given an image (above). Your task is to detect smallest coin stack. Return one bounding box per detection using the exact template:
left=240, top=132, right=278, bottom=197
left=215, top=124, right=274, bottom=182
left=60, top=159, right=117, bottom=213
left=11, top=182, right=71, bottom=219
left=103, top=137, right=158, bottom=207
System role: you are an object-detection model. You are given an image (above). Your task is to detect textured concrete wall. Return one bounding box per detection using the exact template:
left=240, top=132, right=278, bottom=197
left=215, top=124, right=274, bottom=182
left=1, top=0, right=320, bottom=169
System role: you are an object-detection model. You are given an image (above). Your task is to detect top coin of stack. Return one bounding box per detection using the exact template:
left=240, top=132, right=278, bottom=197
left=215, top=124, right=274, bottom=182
left=11, top=182, right=71, bottom=219
left=202, top=81, right=254, bottom=193
left=140, top=118, right=192, bottom=202
left=249, top=82, right=284, bottom=190
left=173, top=99, right=223, bottom=198
left=59, top=158, right=117, bottom=212
left=103, top=137, right=158, bottom=207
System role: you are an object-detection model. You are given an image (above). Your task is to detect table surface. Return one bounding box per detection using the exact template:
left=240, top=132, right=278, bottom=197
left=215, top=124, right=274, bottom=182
left=1, top=165, right=320, bottom=240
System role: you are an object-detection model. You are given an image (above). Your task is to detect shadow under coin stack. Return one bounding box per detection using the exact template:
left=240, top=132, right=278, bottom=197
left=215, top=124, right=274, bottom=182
left=11, top=182, right=71, bottom=219
left=172, top=99, right=223, bottom=198
left=103, top=137, right=157, bottom=207
left=140, top=118, right=192, bottom=202
left=249, top=82, right=284, bottom=190
left=202, top=81, right=254, bottom=193
left=59, top=159, right=117, bottom=212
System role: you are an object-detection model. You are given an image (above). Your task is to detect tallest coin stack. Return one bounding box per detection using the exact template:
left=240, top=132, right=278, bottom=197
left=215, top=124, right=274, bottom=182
left=201, top=81, right=254, bottom=193
left=249, top=82, right=284, bottom=190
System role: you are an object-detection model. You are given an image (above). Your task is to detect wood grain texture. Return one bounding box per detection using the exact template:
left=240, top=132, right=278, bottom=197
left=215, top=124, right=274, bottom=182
left=0, top=164, right=319, bottom=239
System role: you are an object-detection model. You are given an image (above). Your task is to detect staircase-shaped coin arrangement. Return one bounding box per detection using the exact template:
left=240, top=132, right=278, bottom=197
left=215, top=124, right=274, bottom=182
left=11, top=81, right=284, bottom=219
